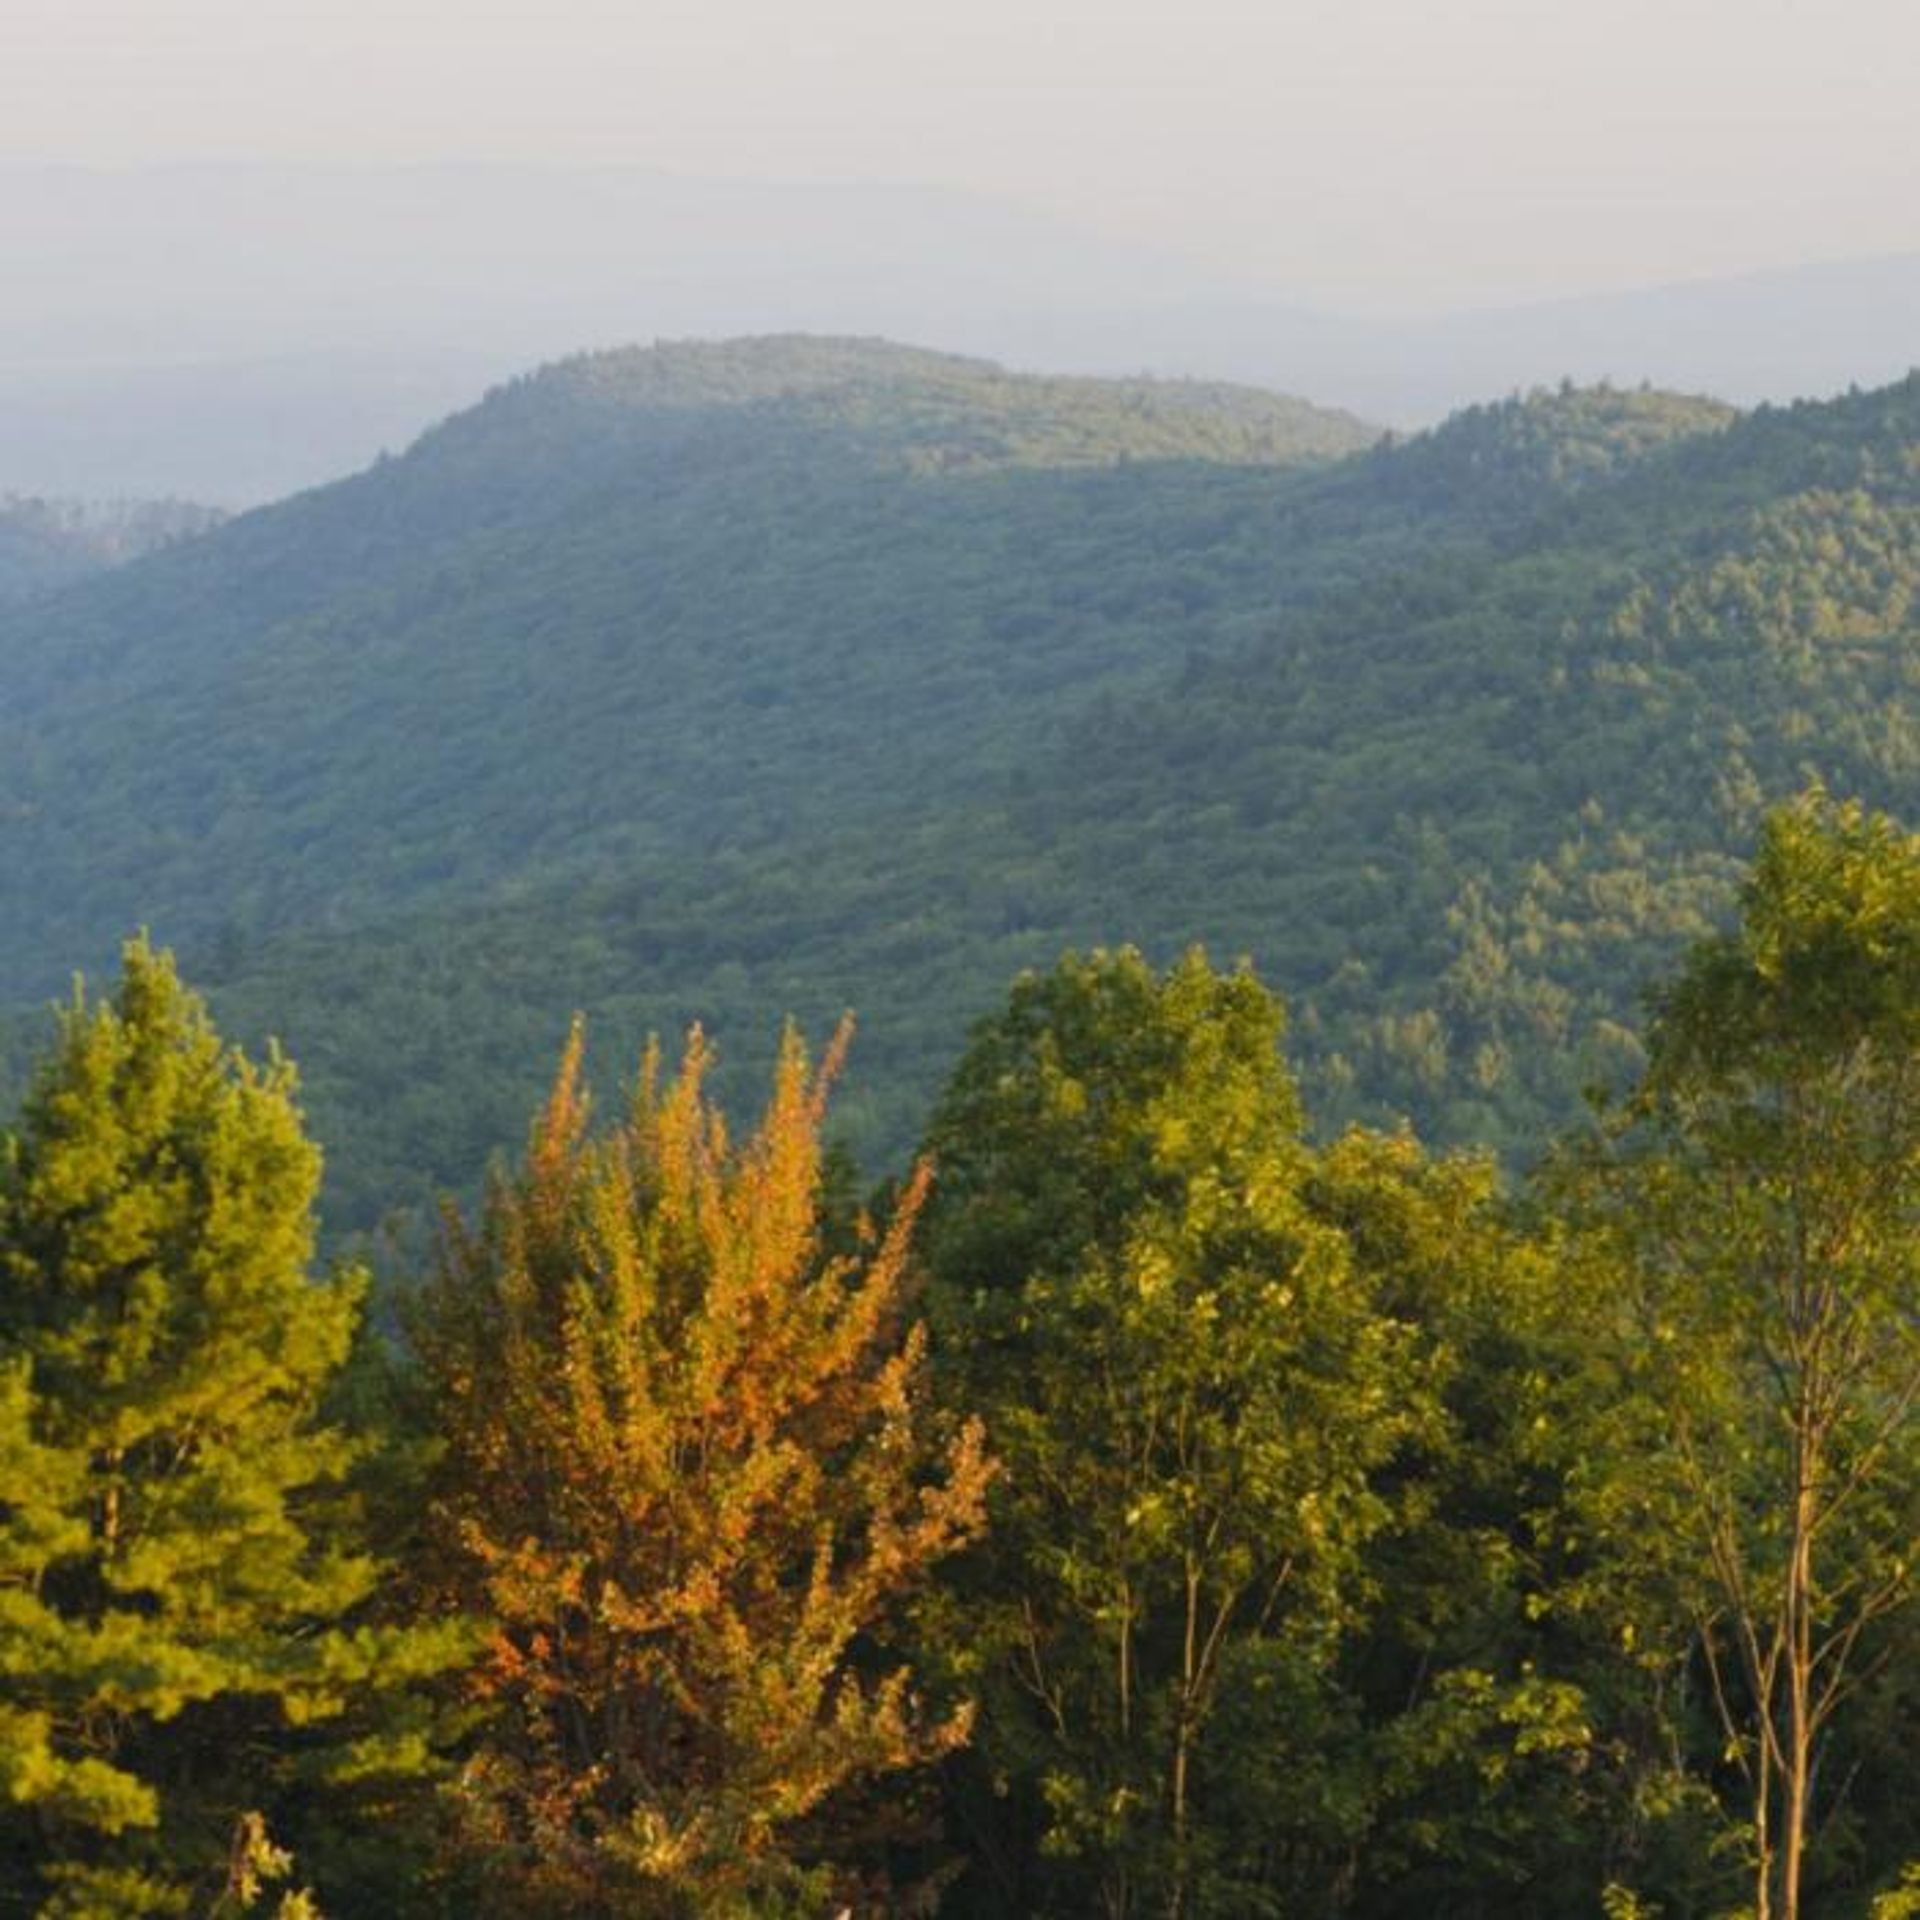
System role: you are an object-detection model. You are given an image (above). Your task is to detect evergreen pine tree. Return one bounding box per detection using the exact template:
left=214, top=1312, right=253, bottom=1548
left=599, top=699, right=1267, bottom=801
left=0, top=938, right=459, bottom=1918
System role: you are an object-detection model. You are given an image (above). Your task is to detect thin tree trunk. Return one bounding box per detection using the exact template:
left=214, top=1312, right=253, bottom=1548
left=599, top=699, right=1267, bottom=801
left=1109, top=1578, right=1133, bottom=1920
left=1779, top=1431, right=1819, bottom=1920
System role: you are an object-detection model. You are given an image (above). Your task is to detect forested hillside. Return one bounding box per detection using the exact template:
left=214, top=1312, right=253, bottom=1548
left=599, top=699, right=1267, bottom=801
left=3, top=339, right=1919, bottom=1913
left=1, top=338, right=1913, bottom=1230
left=0, top=338, right=1370, bottom=985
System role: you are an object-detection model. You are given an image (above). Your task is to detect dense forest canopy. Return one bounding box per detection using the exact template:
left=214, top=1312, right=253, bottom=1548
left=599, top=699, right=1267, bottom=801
left=3, top=797, right=1917, bottom=1915
left=0, top=340, right=1913, bottom=1236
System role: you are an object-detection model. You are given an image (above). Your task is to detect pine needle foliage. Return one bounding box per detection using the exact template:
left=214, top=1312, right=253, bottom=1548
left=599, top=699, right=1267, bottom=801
left=417, top=1016, right=992, bottom=1916
left=0, top=939, right=459, bottom=1918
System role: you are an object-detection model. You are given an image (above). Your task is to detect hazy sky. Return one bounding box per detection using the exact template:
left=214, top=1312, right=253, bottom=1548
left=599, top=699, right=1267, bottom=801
left=2, top=0, right=1916, bottom=311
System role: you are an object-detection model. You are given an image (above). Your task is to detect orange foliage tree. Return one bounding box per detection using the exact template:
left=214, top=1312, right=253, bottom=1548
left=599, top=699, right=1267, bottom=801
left=415, top=1018, right=991, bottom=1916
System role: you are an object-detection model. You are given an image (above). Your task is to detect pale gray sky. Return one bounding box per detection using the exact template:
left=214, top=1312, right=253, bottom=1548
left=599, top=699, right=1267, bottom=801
left=2, top=0, right=1916, bottom=311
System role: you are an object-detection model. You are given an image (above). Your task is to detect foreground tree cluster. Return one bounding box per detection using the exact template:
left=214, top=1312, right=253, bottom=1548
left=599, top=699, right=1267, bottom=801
left=2, top=792, right=1917, bottom=1918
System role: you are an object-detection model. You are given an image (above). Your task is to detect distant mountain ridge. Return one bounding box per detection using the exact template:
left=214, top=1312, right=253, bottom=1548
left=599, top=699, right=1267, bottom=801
left=0, top=162, right=1911, bottom=498
left=1051, top=253, right=1920, bottom=425
left=451, top=336, right=1378, bottom=472
left=0, top=338, right=1910, bottom=1230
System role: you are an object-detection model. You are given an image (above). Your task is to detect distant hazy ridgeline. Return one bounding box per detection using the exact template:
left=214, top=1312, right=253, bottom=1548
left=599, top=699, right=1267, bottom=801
left=4, top=165, right=1915, bottom=501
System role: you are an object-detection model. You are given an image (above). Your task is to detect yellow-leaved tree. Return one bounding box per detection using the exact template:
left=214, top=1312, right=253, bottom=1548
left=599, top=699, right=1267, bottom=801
left=414, top=1018, right=991, bottom=1917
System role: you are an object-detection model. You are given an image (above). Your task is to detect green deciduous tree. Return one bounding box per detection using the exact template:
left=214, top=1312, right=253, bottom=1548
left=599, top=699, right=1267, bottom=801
left=0, top=938, right=459, bottom=1918
left=1296, top=1130, right=1613, bottom=1917
left=920, top=950, right=1430, bottom=1918
left=1560, top=793, right=1920, bottom=1920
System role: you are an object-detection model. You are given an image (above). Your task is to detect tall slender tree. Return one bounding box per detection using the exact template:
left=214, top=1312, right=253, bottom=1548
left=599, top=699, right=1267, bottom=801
left=1562, top=793, right=1920, bottom=1920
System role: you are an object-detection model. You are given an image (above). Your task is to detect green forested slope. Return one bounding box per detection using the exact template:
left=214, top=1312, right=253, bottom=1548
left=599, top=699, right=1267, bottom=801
left=0, top=338, right=1375, bottom=1000
left=3, top=340, right=1911, bottom=1231
left=1047, top=379, right=1920, bottom=1147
